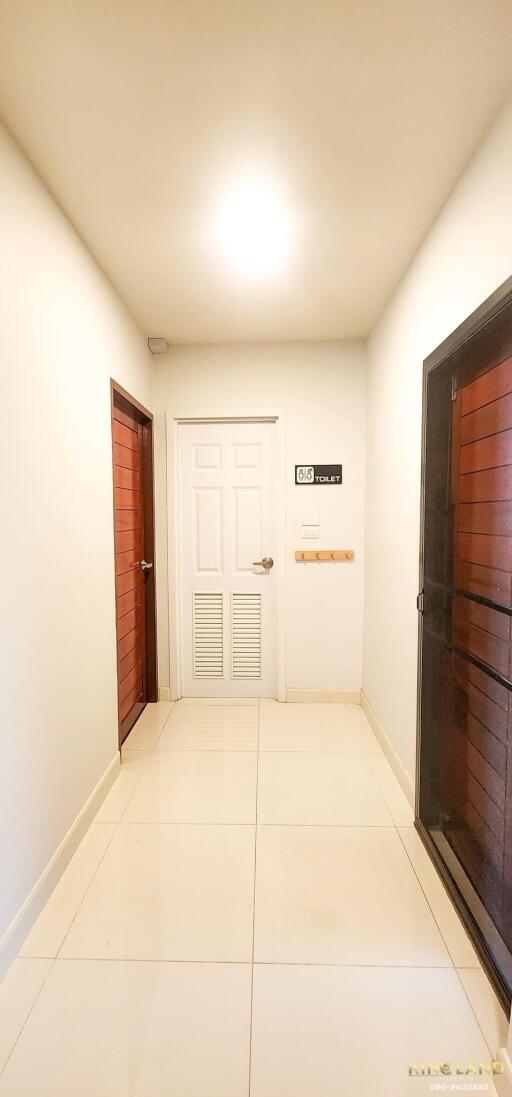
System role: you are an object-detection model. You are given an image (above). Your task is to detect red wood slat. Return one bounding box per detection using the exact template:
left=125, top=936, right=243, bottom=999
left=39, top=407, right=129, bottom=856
left=113, top=420, right=140, bottom=451
left=115, top=509, right=141, bottom=532
left=458, top=532, right=512, bottom=572
left=114, top=487, right=142, bottom=510
left=467, top=773, right=504, bottom=842
left=117, top=588, right=141, bottom=620
left=120, top=682, right=143, bottom=722
left=116, top=570, right=139, bottom=598
left=459, top=465, right=512, bottom=503
left=454, top=654, right=510, bottom=710
left=116, top=549, right=139, bottom=576
left=119, top=663, right=143, bottom=705
left=460, top=391, right=512, bottom=445
left=460, top=429, right=512, bottom=475
left=452, top=594, right=510, bottom=642
left=453, top=619, right=510, bottom=676
left=113, top=442, right=140, bottom=472
left=118, top=641, right=143, bottom=684
left=118, top=629, right=139, bottom=662
left=458, top=501, right=512, bottom=537
left=115, top=528, right=139, bottom=554
left=118, top=608, right=142, bottom=641
left=461, top=357, right=512, bottom=416
left=455, top=559, right=511, bottom=606
left=114, top=465, right=142, bottom=492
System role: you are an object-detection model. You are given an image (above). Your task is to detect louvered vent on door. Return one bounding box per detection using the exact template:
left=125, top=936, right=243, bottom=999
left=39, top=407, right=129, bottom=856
left=231, top=593, right=262, bottom=679
left=193, top=592, right=224, bottom=678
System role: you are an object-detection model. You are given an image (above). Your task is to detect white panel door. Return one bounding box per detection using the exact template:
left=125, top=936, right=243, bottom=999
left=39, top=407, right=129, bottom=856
left=178, top=421, right=277, bottom=697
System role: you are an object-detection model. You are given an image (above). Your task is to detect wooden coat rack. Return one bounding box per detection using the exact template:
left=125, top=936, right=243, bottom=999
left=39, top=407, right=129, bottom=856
left=295, top=549, right=354, bottom=562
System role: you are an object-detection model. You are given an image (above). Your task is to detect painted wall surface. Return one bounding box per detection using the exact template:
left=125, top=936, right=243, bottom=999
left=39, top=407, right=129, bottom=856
left=363, top=97, right=512, bottom=781
left=0, top=126, right=152, bottom=943
left=152, top=342, right=366, bottom=695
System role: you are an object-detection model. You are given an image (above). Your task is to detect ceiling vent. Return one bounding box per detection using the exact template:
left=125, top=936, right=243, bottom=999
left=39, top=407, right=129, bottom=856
left=148, top=337, right=169, bottom=354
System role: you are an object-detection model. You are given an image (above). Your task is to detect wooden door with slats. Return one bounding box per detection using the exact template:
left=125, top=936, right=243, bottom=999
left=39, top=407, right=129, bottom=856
left=111, top=384, right=157, bottom=744
left=448, top=357, right=512, bottom=941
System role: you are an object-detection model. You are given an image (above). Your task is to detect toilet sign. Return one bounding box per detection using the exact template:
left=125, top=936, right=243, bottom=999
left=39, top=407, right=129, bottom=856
left=295, top=465, right=343, bottom=485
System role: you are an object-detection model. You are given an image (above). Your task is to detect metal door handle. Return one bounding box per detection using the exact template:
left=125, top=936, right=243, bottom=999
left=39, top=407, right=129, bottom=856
left=252, top=556, right=274, bottom=570
left=140, top=560, right=153, bottom=571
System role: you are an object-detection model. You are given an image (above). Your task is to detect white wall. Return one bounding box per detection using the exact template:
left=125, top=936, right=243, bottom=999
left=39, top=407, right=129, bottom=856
left=363, top=97, right=512, bottom=782
left=152, top=342, right=366, bottom=696
left=0, top=125, right=152, bottom=948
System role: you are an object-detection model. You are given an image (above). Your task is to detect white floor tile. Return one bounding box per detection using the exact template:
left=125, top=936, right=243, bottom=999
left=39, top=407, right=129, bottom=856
left=0, top=959, right=52, bottom=1075
left=257, top=751, right=393, bottom=825
left=0, top=960, right=251, bottom=1097
left=157, top=704, right=258, bottom=751
left=254, top=825, right=450, bottom=966
left=458, top=967, right=509, bottom=1056
left=124, top=750, right=257, bottom=823
left=95, top=751, right=151, bottom=822
left=399, top=827, right=480, bottom=968
left=367, top=751, right=415, bottom=825
left=60, top=823, right=255, bottom=962
left=178, top=696, right=258, bottom=705
left=250, top=964, right=499, bottom=1097
left=123, top=702, right=173, bottom=750
left=19, top=823, right=116, bottom=958
left=259, top=701, right=363, bottom=752
left=346, top=704, right=385, bottom=753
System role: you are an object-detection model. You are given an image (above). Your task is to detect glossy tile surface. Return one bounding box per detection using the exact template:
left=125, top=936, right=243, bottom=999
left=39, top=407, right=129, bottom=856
left=0, top=960, right=251, bottom=1097
left=20, top=823, right=116, bottom=958
left=457, top=967, right=509, bottom=1055
left=250, top=965, right=499, bottom=1097
left=254, top=825, right=450, bottom=965
left=157, top=703, right=258, bottom=751
left=3, top=698, right=506, bottom=1095
left=257, top=751, right=392, bottom=825
left=60, top=823, right=255, bottom=961
left=259, top=700, right=363, bottom=752
left=95, top=750, right=151, bottom=822
left=123, top=701, right=173, bottom=750
left=399, top=826, right=480, bottom=968
left=124, top=750, right=257, bottom=823
left=0, top=959, right=52, bottom=1074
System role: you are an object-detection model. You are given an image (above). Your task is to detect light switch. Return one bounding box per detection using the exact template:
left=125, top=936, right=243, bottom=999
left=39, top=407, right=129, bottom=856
left=302, top=526, right=319, bottom=539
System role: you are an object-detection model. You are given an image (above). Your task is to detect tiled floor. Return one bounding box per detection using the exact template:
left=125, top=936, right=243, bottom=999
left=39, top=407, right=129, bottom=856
left=0, top=700, right=508, bottom=1095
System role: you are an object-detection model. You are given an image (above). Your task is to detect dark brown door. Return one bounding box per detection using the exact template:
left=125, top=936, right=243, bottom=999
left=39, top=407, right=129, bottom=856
left=111, top=382, right=157, bottom=745
left=418, top=279, right=512, bottom=1011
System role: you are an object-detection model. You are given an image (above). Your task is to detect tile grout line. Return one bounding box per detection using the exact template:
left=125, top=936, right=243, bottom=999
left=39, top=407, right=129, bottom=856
left=56, top=706, right=174, bottom=958
left=0, top=703, right=174, bottom=1081
left=247, top=697, right=260, bottom=1097
left=453, top=967, right=501, bottom=1062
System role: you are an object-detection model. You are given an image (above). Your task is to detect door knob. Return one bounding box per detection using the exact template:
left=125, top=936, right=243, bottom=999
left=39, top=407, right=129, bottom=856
left=252, top=556, right=274, bottom=570
left=140, top=560, right=153, bottom=571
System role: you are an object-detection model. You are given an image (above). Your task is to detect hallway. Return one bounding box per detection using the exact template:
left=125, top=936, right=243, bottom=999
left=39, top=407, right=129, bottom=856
left=0, top=701, right=507, bottom=1095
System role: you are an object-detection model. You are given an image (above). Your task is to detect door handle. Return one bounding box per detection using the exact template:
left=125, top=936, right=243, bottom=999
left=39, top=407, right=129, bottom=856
left=252, top=556, right=274, bottom=570
left=140, top=560, right=153, bottom=571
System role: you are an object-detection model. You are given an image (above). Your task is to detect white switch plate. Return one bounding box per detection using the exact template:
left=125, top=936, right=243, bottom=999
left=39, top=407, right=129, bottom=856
left=302, top=515, right=319, bottom=526
left=302, top=526, right=319, bottom=539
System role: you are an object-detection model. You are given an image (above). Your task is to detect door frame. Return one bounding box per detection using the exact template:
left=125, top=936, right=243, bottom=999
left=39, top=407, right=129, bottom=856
left=111, top=380, right=158, bottom=745
left=415, top=274, right=512, bottom=1012
left=168, top=413, right=286, bottom=701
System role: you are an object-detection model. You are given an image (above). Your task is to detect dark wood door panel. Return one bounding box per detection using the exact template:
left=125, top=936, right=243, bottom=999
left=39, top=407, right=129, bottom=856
left=461, top=391, right=512, bottom=445
left=455, top=559, right=512, bottom=606
left=460, top=355, right=512, bottom=416
left=112, top=382, right=157, bottom=746
left=459, top=465, right=512, bottom=503
left=458, top=501, right=512, bottom=537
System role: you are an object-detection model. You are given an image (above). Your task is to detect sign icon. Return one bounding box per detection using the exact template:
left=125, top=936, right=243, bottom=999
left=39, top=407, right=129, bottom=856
left=296, top=465, right=315, bottom=484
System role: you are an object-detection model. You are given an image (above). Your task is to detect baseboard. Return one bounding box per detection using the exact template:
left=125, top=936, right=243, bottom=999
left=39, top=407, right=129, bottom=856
left=360, top=690, right=415, bottom=808
left=0, top=752, right=120, bottom=983
left=285, top=688, right=361, bottom=704
left=158, top=686, right=172, bottom=702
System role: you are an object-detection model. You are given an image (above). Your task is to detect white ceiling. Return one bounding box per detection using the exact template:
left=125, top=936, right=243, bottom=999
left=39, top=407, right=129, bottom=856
left=0, top=0, right=511, bottom=342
